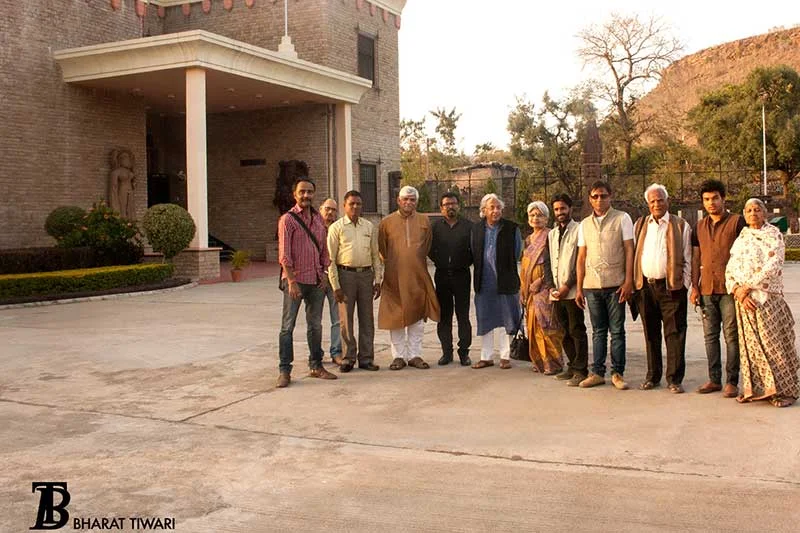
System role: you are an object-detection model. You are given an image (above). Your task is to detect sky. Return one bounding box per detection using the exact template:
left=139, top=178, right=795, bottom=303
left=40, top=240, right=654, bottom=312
left=397, top=0, right=800, bottom=153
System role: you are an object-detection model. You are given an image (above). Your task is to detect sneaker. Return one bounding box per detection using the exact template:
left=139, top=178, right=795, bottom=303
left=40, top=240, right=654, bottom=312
left=611, top=372, right=629, bottom=390
left=276, top=372, right=291, bottom=388
left=567, top=373, right=587, bottom=387
left=579, top=373, right=606, bottom=388
left=555, top=369, right=574, bottom=381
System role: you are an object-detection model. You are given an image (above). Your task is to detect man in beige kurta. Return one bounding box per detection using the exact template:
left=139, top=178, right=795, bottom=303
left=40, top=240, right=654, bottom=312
left=379, top=186, right=440, bottom=370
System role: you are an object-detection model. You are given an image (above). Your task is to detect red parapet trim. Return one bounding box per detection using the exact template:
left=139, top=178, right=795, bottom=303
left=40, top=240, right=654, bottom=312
left=135, top=0, right=146, bottom=17
left=382, top=7, right=388, bottom=22
left=394, top=13, right=400, bottom=29
left=223, top=0, right=234, bottom=11
left=356, top=0, right=363, bottom=10
left=110, top=0, right=121, bottom=11
left=158, top=5, right=166, bottom=18
left=202, top=0, right=211, bottom=13
left=369, top=2, right=376, bottom=16
left=245, top=0, right=255, bottom=7
left=182, top=2, right=191, bottom=16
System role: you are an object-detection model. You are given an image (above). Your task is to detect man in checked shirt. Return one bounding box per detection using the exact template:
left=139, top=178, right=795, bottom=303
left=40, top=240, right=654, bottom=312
left=276, top=177, right=338, bottom=388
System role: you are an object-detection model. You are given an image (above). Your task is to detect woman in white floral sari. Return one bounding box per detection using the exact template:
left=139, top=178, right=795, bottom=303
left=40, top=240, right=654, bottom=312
left=725, top=198, right=799, bottom=407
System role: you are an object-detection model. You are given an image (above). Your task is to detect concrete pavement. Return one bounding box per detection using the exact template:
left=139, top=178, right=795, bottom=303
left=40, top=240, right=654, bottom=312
left=2, top=265, right=799, bottom=532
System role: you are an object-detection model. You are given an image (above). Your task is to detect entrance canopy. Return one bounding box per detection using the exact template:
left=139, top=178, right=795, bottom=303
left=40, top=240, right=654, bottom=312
left=53, top=30, right=372, bottom=112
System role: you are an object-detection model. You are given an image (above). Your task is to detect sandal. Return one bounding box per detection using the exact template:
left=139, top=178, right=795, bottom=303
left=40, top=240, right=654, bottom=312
left=472, top=360, right=494, bottom=369
left=639, top=381, right=659, bottom=390
left=389, top=358, right=406, bottom=370
left=769, top=396, right=795, bottom=408
left=499, top=359, right=512, bottom=369
left=407, top=357, right=430, bottom=369
left=668, top=383, right=685, bottom=394
left=736, top=394, right=749, bottom=404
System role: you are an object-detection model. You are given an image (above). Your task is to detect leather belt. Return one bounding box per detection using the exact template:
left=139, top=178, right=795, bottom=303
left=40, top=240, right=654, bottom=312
left=338, top=265, right=372, bottom=272
left=645, top=277, right=666, bottom=285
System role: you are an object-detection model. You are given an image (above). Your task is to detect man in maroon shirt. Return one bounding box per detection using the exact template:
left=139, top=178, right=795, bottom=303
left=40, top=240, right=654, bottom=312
left=276, top=178, right=338, bottom=388
left=690, top=179, right=745, bottom=397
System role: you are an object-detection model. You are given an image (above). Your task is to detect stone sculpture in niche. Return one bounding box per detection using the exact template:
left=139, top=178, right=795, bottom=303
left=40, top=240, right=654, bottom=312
left=109, top=148, right=136, bottom=220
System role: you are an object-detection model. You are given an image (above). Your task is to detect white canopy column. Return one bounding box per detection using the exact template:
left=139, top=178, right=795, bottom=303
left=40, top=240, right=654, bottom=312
left=335, top=103, right=354, bottom=200
left=186, top=67, right=208, bottom=249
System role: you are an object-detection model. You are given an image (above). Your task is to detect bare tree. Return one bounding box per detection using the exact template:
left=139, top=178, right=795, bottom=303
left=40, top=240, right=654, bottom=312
left=577, top=13, right=683, bottom=169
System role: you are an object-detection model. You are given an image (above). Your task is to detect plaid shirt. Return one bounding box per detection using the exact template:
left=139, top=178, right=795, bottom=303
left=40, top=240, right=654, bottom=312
left=278, top=204, right=330, bottom=285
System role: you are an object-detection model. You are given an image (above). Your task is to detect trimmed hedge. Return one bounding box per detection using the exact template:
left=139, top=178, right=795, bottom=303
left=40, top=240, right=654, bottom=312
left=0, top=264, right=174, bottom=299
left=0, top=247, right=97, bottom=275
left=786, top=248, right=800, bottom=261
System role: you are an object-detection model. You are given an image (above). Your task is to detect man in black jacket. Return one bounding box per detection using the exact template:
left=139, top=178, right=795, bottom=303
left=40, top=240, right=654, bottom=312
left=429, top=192, right=473, bottom=366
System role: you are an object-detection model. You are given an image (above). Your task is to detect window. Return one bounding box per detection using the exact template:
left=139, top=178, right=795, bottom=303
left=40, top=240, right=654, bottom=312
left=360, top=164, right=378, bottom=213
left=358, top=33, right=376, bottom=83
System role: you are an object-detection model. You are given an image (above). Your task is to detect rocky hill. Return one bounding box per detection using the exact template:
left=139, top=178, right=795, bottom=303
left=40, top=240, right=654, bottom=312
left=639, top=25, right=800, bottom=143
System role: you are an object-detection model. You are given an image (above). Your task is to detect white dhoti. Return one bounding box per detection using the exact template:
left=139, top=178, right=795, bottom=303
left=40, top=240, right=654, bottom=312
left=480, top=327, right=512, bottom=361
left=390, top=319, right=425, bottom=360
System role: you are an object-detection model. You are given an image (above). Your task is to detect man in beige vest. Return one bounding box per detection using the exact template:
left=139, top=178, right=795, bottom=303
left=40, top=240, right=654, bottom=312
left=633, top=184, right=692, bottom=393
left=575, top=181, right=634, bottom=390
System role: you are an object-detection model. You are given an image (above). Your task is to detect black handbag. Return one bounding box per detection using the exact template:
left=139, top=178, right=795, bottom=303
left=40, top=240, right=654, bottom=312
left=509, top=307, right=529, bottom=361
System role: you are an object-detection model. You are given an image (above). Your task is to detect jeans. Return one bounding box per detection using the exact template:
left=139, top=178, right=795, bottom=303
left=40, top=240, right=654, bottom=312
left=434, top=269, right=472, bottom=358
left=585, top=287, right=626, bottom=376
left=278, top=281, right=325, bottom=374
left=325, top=287, right=341, bottom=359
left=700, top=294, right=740, bottom=385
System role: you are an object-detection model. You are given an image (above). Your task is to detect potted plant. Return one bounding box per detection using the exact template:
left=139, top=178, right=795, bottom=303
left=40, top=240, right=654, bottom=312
left=229, top=249, right=251, bottom=282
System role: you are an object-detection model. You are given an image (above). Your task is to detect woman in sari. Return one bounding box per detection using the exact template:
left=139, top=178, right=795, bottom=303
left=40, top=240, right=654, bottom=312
left=520, top=201, right=564, bottom=374
left=725, top=198, right=799, bottom=408
left=471, top=193, right=523, bottom=370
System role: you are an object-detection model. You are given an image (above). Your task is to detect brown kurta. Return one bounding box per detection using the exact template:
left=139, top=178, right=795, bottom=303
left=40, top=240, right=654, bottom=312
left=378, top=211, right=440, bottom=329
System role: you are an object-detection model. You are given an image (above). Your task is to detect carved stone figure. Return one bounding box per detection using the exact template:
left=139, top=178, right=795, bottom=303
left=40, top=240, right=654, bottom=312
left=109, top=148, right=136, bottom=219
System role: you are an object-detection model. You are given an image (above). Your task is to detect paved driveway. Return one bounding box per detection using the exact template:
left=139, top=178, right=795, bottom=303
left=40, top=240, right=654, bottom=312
left=2, top=265, right=799, bottom=531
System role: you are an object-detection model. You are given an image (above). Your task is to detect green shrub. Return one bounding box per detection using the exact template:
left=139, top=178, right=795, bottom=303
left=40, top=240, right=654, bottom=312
left=60, top=201, right=143, bottom=265
left=786, top=248, right=800, bottom=261
left=0, top=247, right=96, bottom=275
left=0, top=264, right=174, bottom=299
left=142, top=204, right=196, bottom=260
left=45, top=206, right=86, bottom=241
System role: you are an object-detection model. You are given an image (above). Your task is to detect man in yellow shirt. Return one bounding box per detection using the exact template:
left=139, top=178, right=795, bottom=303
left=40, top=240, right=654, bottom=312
left=327, top=191, right=383, bottom=372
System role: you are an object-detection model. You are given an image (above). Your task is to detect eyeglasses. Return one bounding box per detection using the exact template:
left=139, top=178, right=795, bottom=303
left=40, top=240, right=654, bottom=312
left=590, top=193, right=610, bottom=200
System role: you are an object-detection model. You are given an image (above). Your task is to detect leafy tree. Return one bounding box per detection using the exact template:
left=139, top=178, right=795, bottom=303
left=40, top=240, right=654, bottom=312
left=689, top=65, right=800, bottom=181
left=577, top=13, right=683, bottom=169
left=142, top=204, right=196, bottom=261
left=507, top=91, right=596, bottom=199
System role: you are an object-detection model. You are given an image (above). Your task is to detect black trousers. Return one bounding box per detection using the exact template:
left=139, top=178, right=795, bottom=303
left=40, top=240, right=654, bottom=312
left=434, top=269, right=472, bottom=357
left=636, top=280, right=688, bottom=385
left=554, top=298, right=588, bottom=375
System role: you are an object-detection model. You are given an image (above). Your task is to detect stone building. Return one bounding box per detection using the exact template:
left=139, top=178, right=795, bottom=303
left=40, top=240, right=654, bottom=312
left=1, top=0, right=406, bottom=278
left=446, top=162, right=519, bottom=216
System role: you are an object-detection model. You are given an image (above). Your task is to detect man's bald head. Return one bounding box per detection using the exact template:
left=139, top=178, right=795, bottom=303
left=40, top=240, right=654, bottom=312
left=320, top=198, right=338, bottom=226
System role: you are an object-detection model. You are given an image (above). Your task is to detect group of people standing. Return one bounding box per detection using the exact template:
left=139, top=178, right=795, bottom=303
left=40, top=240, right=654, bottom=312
left=276, top=175, right=798, bottom=408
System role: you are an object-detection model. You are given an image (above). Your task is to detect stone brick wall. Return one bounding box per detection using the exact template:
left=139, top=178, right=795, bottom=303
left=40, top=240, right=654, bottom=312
left=172, top=247, right=221, bottom=281
left=0, top=0, right=148, bottom=249
left=206, top=106, right=330, bottom=261
left=160, top=0, right=327, bottom=65
left=327, top=1, right=401, bottom=215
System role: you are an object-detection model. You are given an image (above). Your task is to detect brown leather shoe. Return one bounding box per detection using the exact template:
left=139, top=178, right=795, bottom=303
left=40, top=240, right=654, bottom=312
left=696, top=381, right=722, bottom=394
left=358, top=362, right=380, bottom=371
left=722, top=383, right=738, bottom=398
left=276, top=372, right=291, bottom=388
left=472, top=360, right=494, bottom=369
left=309, top=367, right=338, bottom=380
left=499, top=359, right=512, bottom=369
left=332, top=355, right=345, bottom=367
